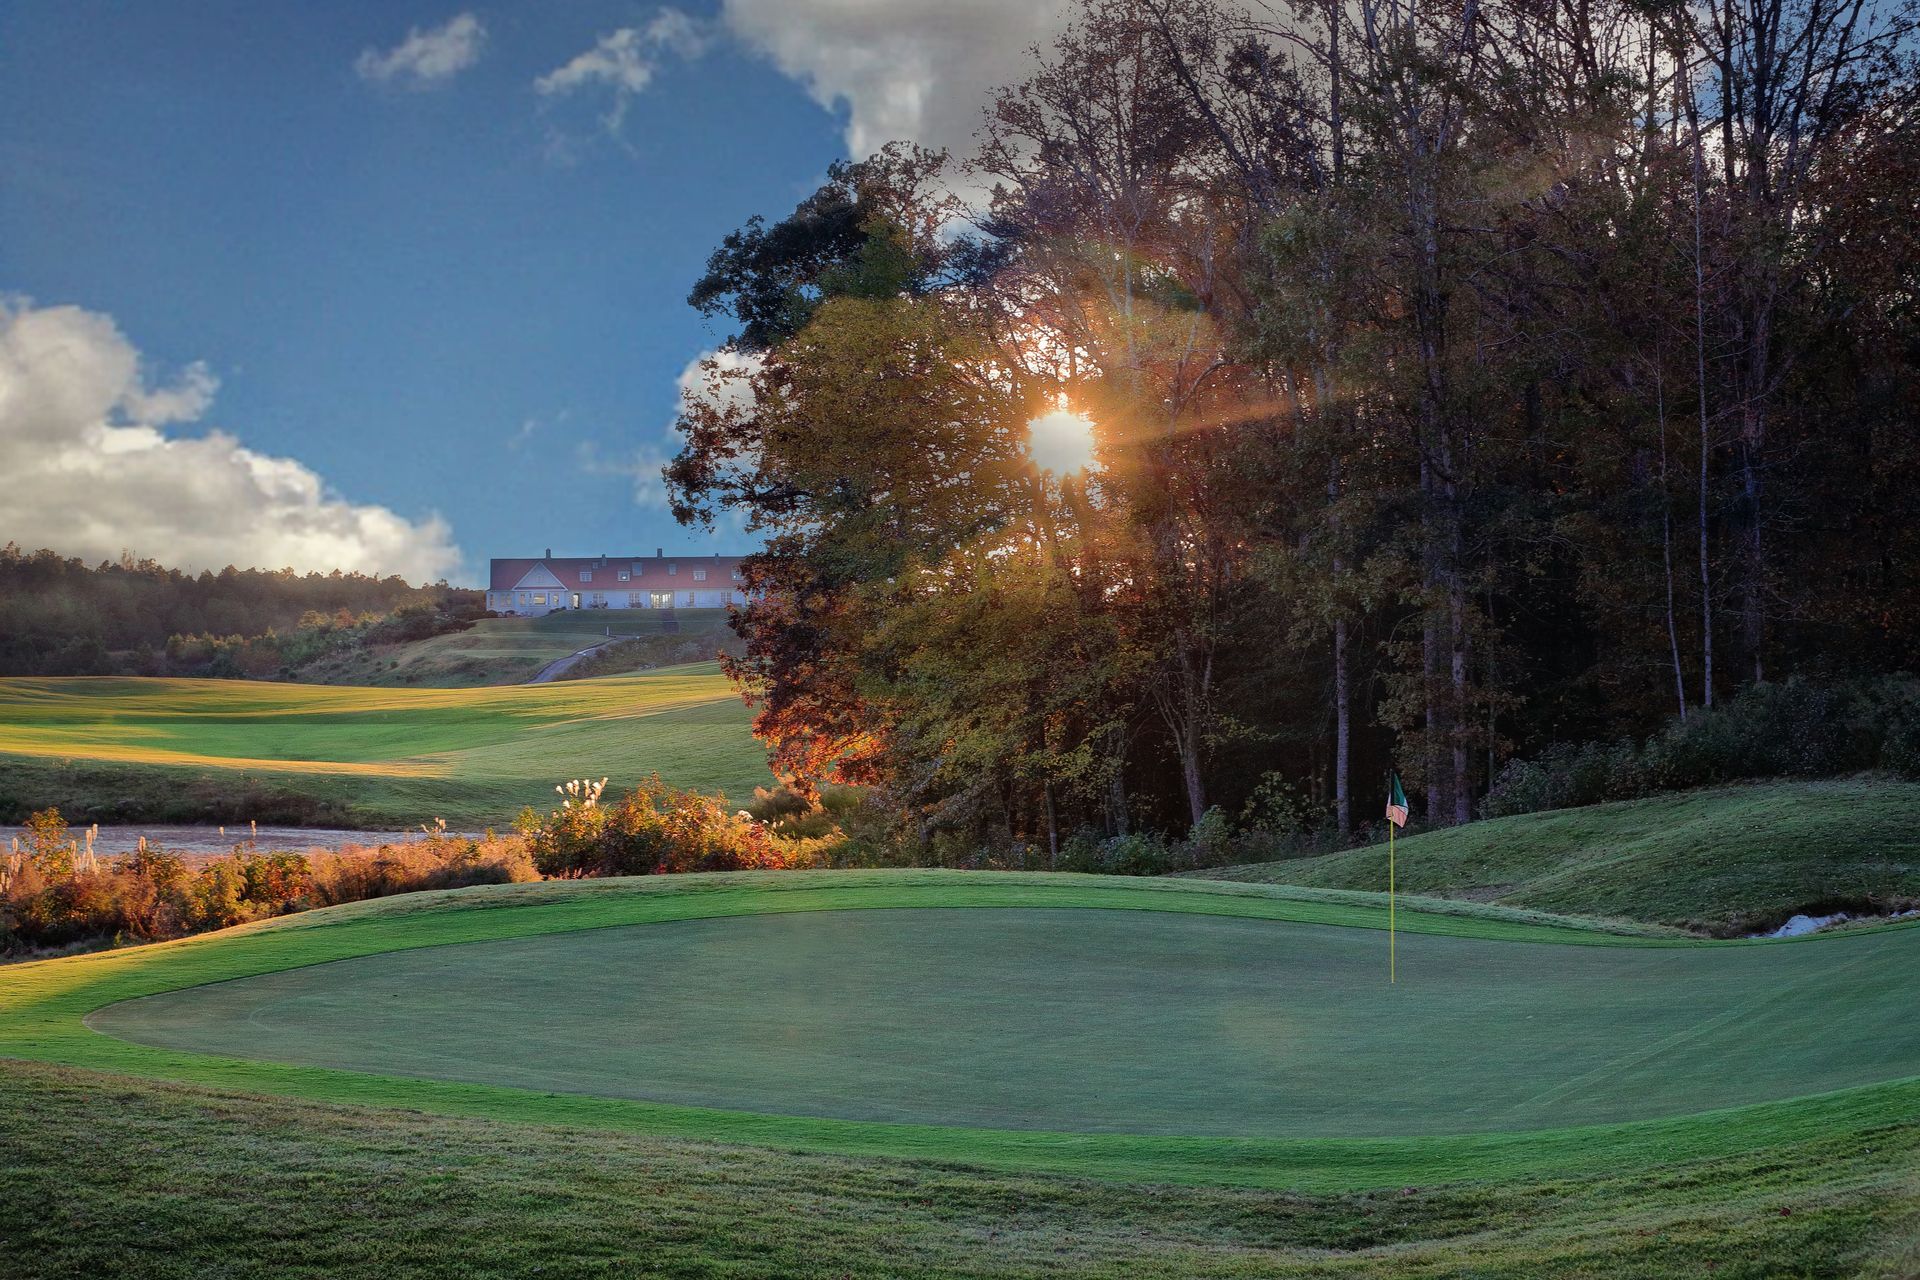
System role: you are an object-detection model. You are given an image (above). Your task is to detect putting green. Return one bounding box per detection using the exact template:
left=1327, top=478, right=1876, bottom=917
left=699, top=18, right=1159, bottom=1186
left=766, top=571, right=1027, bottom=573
left=87, top=907, right=1920, bottom=1138
left=9, top=872, right=1920, bottom=1188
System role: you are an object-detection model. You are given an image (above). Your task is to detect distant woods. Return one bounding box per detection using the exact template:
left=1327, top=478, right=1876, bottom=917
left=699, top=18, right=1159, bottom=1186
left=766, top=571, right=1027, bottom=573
left=0, top=544, right=481, bottom=678
left=667, top=0, right=1920, bottom=849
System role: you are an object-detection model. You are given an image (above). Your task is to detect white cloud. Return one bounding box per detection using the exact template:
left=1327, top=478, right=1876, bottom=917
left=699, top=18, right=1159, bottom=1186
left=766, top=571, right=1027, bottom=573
left=355, top=12, right=486, bottom=88
left=577, top=349, right=762, bottom=512
left=578, top=440, right=675, bottom=510
left=536, top=10, right=712, bottom=134
left=719, top=0, right=1072, bottom=161
left=0, top=299, right=461, bottom=581
left=676, top=346, right=761, bottom=418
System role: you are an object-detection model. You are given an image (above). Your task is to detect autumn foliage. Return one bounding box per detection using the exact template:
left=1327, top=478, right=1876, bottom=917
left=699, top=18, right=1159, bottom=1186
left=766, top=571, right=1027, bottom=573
left=1, top=808, right=534, bottom=954
left=517, top=776, right=828, bottom=878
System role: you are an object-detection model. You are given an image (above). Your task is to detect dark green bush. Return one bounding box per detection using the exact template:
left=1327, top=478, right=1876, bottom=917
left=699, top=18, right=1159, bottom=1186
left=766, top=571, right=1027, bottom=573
left=1485, top=676, right=1920, bottom=817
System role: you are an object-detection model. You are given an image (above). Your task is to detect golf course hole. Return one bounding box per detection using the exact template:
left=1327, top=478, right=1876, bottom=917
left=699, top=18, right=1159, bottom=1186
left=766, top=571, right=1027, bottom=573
left=88, top=907, right=1920, bottom=1138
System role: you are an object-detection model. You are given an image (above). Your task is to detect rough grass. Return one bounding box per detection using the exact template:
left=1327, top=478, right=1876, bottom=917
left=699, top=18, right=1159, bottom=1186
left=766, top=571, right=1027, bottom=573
left=0, top=664, right=772, bottom=826
left=1189, top=779, right=1920, bottom=933
left=4, top=1059, right=1918, bottom=1280
left=296, top=608, right=737, bottom=687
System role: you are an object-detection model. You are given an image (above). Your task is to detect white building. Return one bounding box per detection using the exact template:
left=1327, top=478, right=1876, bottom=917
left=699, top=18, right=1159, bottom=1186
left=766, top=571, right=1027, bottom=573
left=485, top=550, right=749, bottom=615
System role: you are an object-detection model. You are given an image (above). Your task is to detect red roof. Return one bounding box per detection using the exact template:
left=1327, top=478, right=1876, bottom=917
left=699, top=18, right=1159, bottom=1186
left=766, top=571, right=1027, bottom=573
left=488, top=554, right=747, bottom=593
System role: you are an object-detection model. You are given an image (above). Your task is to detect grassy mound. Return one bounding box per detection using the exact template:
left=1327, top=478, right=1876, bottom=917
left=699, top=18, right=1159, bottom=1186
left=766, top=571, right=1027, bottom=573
left=7, top=871, right=1919, bottom=1276
left=0, top=664, right=771, bottom=826
left=1190, top=779, right=1920, bottom=934
left=294, top=608, right=740, bottom=687
left=7, top=871, right=1919, bottom=1188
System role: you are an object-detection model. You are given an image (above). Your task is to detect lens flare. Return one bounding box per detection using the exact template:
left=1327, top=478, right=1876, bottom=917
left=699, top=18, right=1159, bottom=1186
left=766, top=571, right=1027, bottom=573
left=1027, top=407, right=1098, bottom=475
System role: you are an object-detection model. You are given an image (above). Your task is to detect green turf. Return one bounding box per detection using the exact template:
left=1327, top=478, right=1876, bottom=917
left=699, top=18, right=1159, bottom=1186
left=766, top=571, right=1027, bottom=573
left=1190, top=778, right=1920, bottom=932
left=6, top=1059, right=1918, bottom=1279
left=297, top=609, right=738, bottom=687
left=0, top=664, right=772, bottom=825
left=88, top=905, right=1920, bottom=1138
left=7, top=871, right=1918, bottom=1191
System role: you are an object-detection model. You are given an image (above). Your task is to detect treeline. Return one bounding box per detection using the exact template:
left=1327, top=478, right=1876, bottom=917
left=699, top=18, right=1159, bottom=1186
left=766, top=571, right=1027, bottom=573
left=667, top=0, right=1920, bottom=851
left=0, top=544, right=482, bottom=677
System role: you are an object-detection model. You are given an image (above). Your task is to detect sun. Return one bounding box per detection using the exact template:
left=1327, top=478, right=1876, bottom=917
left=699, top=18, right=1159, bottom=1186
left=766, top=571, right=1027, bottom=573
left=1026, top=405, right=1098, bottom=476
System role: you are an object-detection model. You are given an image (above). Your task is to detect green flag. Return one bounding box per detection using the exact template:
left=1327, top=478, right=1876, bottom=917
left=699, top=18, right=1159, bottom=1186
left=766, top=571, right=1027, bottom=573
left=1386, top=772, right=1409, bottom=828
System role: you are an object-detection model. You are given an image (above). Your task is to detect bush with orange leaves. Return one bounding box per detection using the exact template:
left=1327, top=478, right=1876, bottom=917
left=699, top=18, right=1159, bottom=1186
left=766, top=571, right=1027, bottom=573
left=518, top=775, right=825, bottom=879
left=1, top=807, right=535, bottom=955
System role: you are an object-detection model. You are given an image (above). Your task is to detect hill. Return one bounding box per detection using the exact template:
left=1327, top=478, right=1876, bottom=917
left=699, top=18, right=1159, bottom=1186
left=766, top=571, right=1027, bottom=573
left=0, top=543, right=476, bottom=677
left=1187, top=779, right=1920, bottom=934
left=0, top=664, right=772, bottom=827
left=291, top=608, right=742, bottom=687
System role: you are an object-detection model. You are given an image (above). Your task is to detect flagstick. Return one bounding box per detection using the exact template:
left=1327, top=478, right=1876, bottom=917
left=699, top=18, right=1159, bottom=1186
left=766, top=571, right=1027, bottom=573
left=1388, top=820, right=1396, bottom=984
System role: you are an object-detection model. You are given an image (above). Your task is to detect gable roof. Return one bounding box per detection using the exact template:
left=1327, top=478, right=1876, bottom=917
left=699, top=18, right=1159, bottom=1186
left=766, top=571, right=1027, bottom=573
left=488, top=553, right=747, bottom=593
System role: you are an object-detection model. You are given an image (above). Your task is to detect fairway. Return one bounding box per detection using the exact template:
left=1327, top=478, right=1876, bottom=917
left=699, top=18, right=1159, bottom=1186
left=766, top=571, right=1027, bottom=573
left=0, top=664, right=772, bottom=824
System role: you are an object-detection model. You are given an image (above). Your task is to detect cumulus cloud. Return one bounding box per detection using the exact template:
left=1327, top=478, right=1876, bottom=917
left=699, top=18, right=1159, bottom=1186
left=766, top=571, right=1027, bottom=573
left=355, top=12, right=486, bottom=88
left=720, top=0, right=1072, bottom=161
left=0, top=299, right=461, bottom=581
left=536, top=9, right=712, bottom=134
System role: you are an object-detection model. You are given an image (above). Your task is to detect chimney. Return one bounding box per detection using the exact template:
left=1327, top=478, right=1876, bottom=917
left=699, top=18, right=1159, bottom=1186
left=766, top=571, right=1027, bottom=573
left=544, top=547, right=552, bottom=560
left=656, top=547, right=663, bottom=557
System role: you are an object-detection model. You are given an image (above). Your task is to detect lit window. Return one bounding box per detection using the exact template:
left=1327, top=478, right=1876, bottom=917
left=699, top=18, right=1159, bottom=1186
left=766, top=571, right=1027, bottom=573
left=692, top=569, right=707, bottom=581
left=531, top=593, right=546, bottom=605
left=618, top=571, right=629, bottom=581
left=731, top=569, right=742, bottom=580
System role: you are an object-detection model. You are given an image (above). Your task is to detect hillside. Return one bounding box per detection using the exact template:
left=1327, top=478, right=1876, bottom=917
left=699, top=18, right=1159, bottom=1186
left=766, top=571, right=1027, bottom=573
left=1188, top=779, right=1920, bottom=934
left=0, top=664, right=772, bottom=827
left=292, top=608, right=743, bottom=687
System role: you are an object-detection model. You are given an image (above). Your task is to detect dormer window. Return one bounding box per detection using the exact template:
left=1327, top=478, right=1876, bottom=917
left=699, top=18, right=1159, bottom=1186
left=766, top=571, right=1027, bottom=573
left=668, top=563, right=678, bottom=575
left=692, top=569, right=707, bottom=581
left=617, top=570, right=630, bottom=582
left=580, top=569, right=592, bottom=582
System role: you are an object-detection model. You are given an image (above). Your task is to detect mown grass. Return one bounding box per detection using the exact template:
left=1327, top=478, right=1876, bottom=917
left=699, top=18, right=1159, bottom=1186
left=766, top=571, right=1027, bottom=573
left=0, top=664, right=771, bottom=825
left=1190, top=778, right=1920, bottom=933
left=5, top=1057, right=1918, bottom=1279
left=6, top=872, right=1920, bottom=1276
left=299, top=609, right=737, bottom=687
left=6, top=871, right=1918, bottom=1191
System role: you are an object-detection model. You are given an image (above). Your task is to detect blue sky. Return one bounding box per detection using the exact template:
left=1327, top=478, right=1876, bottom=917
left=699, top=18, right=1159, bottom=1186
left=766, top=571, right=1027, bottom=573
left=0, top=2, right=1066, bottom=584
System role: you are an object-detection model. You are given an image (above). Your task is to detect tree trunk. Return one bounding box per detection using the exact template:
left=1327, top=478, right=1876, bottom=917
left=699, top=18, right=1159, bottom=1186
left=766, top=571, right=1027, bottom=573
left=1333, top=617, right=1351, bottom=837
left=1689, top=85, right=1716, bottom=708
left=1657, top=367, right=1689, bottom=720
left=1420, top=457, right=1449, bottom=824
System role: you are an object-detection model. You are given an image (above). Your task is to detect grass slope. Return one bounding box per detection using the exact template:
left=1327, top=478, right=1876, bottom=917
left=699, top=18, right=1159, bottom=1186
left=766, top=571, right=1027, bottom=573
left=0, top=664, right=771, bottom=826
left=297, top=609, right=739, bottom=687
left=6, top=1059, right=1917, bottom=1280
left=6, top=871, right=1918, bottom=1192
left=1190, top=779, right=1920, bottom=933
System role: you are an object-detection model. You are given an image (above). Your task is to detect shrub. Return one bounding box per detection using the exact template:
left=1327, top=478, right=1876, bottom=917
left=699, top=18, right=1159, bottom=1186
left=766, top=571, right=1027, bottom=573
left=1484, top=676, right=1920, bottom=818
left=519, top=775, right=822, bottom=880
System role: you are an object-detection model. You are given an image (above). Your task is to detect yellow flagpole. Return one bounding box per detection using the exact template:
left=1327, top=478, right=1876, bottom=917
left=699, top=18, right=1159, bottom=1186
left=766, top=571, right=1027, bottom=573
left=1388, top=820, right=1396, bottom=984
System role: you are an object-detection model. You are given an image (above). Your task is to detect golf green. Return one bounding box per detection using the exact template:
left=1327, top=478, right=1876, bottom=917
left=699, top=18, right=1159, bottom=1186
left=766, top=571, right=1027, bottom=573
left=87, top=905, right=1920, bottom=1138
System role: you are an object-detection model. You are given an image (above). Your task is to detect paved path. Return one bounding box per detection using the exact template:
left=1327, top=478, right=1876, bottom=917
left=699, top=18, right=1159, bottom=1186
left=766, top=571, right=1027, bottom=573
left=527, top=637, right=629, bottom=683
